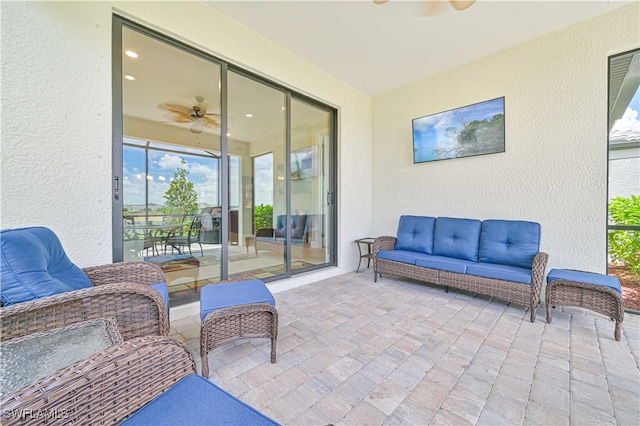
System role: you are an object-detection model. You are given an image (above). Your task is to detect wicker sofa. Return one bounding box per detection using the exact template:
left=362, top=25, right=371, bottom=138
left=0, top=227, right=169, bottom=341
left=373, top=216, right=548, bottom=322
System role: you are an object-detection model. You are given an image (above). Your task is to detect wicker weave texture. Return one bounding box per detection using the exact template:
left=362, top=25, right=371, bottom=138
left=201, top=302, right=278, bottom=378
left=546, top=279, right=625, bottom=340
left=373, top=237, right=548, bottom=323
left=0, top=336, right=196, bottom=425
left=0, top=281, right=169, bottom=342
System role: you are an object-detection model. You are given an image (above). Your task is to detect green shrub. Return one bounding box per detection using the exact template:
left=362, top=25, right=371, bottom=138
left=254, top=204, right=273, bottom=230
left=608, top=195, right=640, bottom=275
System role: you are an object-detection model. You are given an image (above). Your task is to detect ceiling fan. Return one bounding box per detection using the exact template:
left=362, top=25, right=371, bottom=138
left=158, top=96, right=220, bottom=134
left=374, top=0, right=476, bottom=16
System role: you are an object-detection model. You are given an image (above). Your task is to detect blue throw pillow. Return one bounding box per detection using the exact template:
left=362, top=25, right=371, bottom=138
left=1, top=227, right=93, bottom=306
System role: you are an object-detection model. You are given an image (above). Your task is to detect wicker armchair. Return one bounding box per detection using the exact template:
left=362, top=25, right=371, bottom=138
left=1, top=227, right=169, bottom=341
left=1, top=263, right=169, bottom=342
left=0, top=336, right=195, bottom=425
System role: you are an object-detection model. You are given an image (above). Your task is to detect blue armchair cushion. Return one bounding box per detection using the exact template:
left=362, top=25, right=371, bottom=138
left=547, top=269, right=621, bottom=294
left=433, top=217, right=482, bottom=262
left=121, top=373, right=280, bottom=425
left=150, top=283, right=169, bottom=309
left=200, top=279, right=275, bottom=320
left=479, top=220, right=541, bottom=269
left=1, top=227, right=93, bottom=306
left=395, top=215, right=436, bottom=254
left=274, top=215, right=308, bottom=241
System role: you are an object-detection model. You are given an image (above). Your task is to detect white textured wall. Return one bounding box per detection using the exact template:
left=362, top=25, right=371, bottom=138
left=0, top=1, right=373, bottom=273
left=372, top=3, right=640, bottom=274
left=609, top=156, right=640, bottom=199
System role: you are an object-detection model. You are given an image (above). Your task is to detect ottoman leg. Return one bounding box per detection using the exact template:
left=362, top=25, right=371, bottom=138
left=546, top=305, right=552, bottom=324
left=271, top=336, right=277, bottom=363
left=615, top=320, right=621, bottom=341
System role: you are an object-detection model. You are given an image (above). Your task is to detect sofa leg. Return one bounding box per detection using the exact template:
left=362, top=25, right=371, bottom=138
left=445, top=286, right=449, bottom=293
left=530, top=305, right=536, bottom=323
left=374, top=271, right=378, bottom=282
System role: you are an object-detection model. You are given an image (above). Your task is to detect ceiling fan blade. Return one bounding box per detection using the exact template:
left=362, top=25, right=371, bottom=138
left=422, top=0, right=448, bottom=16
left=203, top=116, right=220, bottom=128
left=163, top=111, right=192, bottom=123
left=450, top=0, right=475, bottom=11
left=158, top=103, right=192, bottom=116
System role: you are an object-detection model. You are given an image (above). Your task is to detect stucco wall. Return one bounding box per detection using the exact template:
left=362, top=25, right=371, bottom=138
left=371, top=3, right=639, bottom=273
left=0, top=1, right=373, bottom=276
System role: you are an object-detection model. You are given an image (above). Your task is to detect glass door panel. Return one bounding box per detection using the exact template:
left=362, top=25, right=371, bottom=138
left=290, top=99, right=331, bottom=270
left=227, top=70, right=286, bottom=280
left=121, top=26, right=222, bottom=306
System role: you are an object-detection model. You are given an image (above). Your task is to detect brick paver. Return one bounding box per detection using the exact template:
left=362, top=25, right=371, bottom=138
left=170, top=271, right=640, bottom=425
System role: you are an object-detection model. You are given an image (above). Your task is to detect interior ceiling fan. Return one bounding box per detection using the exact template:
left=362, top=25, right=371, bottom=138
left=374, top=0, right=476, bottom=16
left=158, top=96, right=220, bottom=134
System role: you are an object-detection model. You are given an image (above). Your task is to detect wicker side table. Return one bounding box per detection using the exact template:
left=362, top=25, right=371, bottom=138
left=200, top=280, right=278, bottom=378
left=546, top=269, right=625, bottom=341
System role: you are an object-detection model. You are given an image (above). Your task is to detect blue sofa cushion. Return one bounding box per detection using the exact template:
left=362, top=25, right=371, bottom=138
left=395, top=215, right=436, bottom=254
left=416, top=255, right=478, bottom=274
left=121, top=373, right=280, bottom=425
left=479, top=220, right=540, bottom=269
left=377, top=250, right=432, bottom=265
left=547, top=269, right=622, bottom=294
left=1, top=227, right=93, bottom=306
left=466, top=263, right=532, bottom=284
left=200, top=279, right=275, bottom=320
left=433, top=217, right=482, bottom=262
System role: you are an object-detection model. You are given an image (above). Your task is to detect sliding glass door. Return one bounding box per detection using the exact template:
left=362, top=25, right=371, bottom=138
left=113, top=17, right=337, bottom=306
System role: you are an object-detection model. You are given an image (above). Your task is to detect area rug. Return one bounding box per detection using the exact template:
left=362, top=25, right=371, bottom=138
left=144, top=254, right=200, bottom=273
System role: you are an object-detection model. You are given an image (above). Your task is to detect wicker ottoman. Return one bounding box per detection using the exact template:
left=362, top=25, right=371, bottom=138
left=200, top=280, right=278, bottom=377
left=546, top=269, right=625, bottom=341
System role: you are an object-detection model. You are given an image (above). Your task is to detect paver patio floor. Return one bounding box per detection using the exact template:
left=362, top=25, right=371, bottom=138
left=170, top=271, right=640, bottom=425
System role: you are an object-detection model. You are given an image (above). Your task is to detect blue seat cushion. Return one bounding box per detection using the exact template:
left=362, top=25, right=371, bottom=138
left=416, top=255, right=478, bottom=274
left=547, top=269, right=622, bottom=294
left=200, top=280, right=275, bottom=320
left=121, top=373, right=280, bottom=425
left=467, top=264, right=532, bottom=284
left=433, top=217, right=482, bottom=262
left=395, top=215, right=436, bottom=254
left=479, top=220, right=541, bottom=269
left=1, top=227, right=93, bottom=306
left=377, top=250, right=432, bottom=265
left=150, top=283, right=169, bottom=309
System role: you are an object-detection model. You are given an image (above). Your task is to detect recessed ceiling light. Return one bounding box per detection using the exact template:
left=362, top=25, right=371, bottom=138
left=124, top=75, right=136, bottom=81
left=125, top=50, right=138, bottom=58
left=245, top=113, right=254, bottom=118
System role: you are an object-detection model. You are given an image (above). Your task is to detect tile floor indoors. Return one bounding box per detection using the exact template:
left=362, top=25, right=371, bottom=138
left=169, top=270, right=640, bottom=426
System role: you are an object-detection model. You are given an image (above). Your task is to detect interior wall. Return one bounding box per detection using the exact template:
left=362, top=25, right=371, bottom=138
left=0, top=1, right=373, bottom=275
left=371, top=3, right=639, bottom=273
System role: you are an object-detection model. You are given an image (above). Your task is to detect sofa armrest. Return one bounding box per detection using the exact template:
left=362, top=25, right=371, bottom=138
left=0, top=283, right=170, bottom=341
left=373, top=236, right=397, bottom=255
left=0, top=336, right=195, bottom=426
left=83, top=261, right=166, bottom=286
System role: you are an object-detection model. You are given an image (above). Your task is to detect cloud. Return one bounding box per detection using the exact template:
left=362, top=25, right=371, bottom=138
left=611, top=107, right=640, bottom=132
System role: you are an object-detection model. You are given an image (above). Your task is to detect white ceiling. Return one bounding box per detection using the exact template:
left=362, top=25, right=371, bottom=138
left=205, top=0, right=635, bottom=96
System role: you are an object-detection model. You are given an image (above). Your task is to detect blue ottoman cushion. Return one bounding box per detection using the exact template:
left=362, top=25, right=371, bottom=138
left=547, top=269, right=622, bottom=294
left=200, top=280, right=275, bottom=320
left=121, top=373, right=280, bottom=425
